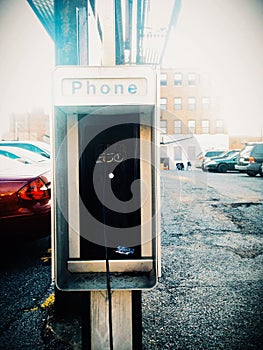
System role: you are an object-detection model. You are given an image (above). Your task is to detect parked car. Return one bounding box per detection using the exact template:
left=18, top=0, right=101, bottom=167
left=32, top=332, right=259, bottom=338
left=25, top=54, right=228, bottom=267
left=0, top=141, right=50, bottom=159
left=0, top=146, right=50, bottom=168
left=195, top=150, right=226, bottom=168
left=203, top=153, right=239, bottom=173
left=0, top=156, right=51, bottom=240
left=202, top=149, right=240, bottom=170
left=235, top=142, right=263, bottom=176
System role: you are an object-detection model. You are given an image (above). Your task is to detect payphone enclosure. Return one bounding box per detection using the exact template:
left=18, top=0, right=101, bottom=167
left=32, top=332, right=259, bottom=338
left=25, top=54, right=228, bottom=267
left=53, top=66, right=160, bottom=291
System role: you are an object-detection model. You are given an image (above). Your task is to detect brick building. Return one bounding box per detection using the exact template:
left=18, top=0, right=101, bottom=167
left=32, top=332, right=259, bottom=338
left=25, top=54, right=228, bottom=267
left=2, top=108, right=50, bottom=143
left=159, top=68, right=227, bottom=136
left=159, top=68, right=228, bottom=169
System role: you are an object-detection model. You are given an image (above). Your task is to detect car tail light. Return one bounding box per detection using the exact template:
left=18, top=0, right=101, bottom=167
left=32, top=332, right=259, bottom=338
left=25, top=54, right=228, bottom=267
left=249, top=156, right=255, bottom=163
left=18, top=178, right=50, bottom=201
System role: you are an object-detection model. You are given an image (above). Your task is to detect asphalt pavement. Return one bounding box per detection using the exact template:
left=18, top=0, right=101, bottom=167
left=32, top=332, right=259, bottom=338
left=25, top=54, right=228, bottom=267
left=142, top=170, right=263, bottom=349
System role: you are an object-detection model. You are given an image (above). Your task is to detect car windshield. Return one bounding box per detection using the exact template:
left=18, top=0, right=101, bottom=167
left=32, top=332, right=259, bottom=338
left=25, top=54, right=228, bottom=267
left=0, top=141, right=51, bottom=158
left=240, top=145, right=253, bottom=157
left=0, top=146, right=49, bottom=164
left=35, top=142, right=50, bottom=153
left=227, top=153, right=238, bottom=159
left=0, top=149, right=20, bottom=159
left=205, top=151, right=224, bottom=157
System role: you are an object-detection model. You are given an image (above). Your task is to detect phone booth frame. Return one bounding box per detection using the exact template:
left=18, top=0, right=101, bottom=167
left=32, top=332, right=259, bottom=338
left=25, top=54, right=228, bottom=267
left=52, top=65, right=160, bottom=291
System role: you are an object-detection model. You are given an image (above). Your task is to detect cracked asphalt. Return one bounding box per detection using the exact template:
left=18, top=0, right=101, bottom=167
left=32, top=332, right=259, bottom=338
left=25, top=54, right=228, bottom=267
left=0, top=169, right=262, bottom=349
left=142, top=170, right=263, bottom=349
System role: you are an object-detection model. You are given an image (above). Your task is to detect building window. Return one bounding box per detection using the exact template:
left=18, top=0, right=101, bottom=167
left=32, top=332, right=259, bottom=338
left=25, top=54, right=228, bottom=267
left=174, top=72, right=182, bottom=85
left=160, top=73, right=167, bottom=86
left=174, top=146, right=182, bottom=160
left=202, top=97, right=210, bottom=110
left=160, top=120, right=167, bottom=134
left=188, top=97, right=196, bottom=110
left=160, top=98, right=167, bottom=110
left=216, top=119, right=224, bottom=133
left=174, top=120, right=182, bottom=134
left=201, top=120, right=210, bottom=134
left=188, top=120, right=196, bottom=134
left=188, top=73, right=196, bottom=86
left=174, top=97, right=182, bottom=110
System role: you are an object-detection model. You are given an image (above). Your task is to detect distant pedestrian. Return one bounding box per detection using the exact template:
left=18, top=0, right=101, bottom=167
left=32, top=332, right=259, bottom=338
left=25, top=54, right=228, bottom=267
left=176, top=162, right=184, bottom=171
left=187, top=161, right=192, bottom=171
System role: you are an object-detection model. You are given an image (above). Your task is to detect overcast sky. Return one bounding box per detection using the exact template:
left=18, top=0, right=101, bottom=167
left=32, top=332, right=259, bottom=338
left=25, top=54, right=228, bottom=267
left=0, top=0, right=54, bottom=138
left=163, top=0, right=263, bottom=136
left=0, top=0, right=263, bottom=138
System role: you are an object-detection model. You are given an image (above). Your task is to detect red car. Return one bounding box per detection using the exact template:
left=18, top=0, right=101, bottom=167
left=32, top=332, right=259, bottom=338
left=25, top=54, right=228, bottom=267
left=0, top=156, right=51, bottom=241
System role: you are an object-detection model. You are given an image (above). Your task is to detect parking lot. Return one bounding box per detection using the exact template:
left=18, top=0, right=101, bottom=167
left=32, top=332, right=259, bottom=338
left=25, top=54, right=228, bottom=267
left=0, top=169, right=262, bottom=349
left=142, top=169, right=263, bottom=349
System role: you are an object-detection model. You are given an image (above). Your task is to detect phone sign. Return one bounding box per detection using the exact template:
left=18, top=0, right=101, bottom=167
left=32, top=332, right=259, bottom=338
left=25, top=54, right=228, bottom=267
left=62, top=78, right=147, bottom=97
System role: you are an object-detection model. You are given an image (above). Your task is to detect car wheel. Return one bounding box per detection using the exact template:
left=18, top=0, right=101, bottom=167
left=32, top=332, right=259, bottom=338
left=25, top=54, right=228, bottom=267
left=217, top=163, right=228, bottom=173
left=247, top=171, right=257, bottom=177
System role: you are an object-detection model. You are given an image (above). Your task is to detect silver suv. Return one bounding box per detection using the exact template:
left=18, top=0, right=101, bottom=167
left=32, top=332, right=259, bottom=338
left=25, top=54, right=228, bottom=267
left=235, top=142, right=263, bottom=176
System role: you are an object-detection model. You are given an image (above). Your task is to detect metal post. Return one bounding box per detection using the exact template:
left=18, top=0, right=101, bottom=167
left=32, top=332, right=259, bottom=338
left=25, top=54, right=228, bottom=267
left=53, top=0, right=85, bottom=321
